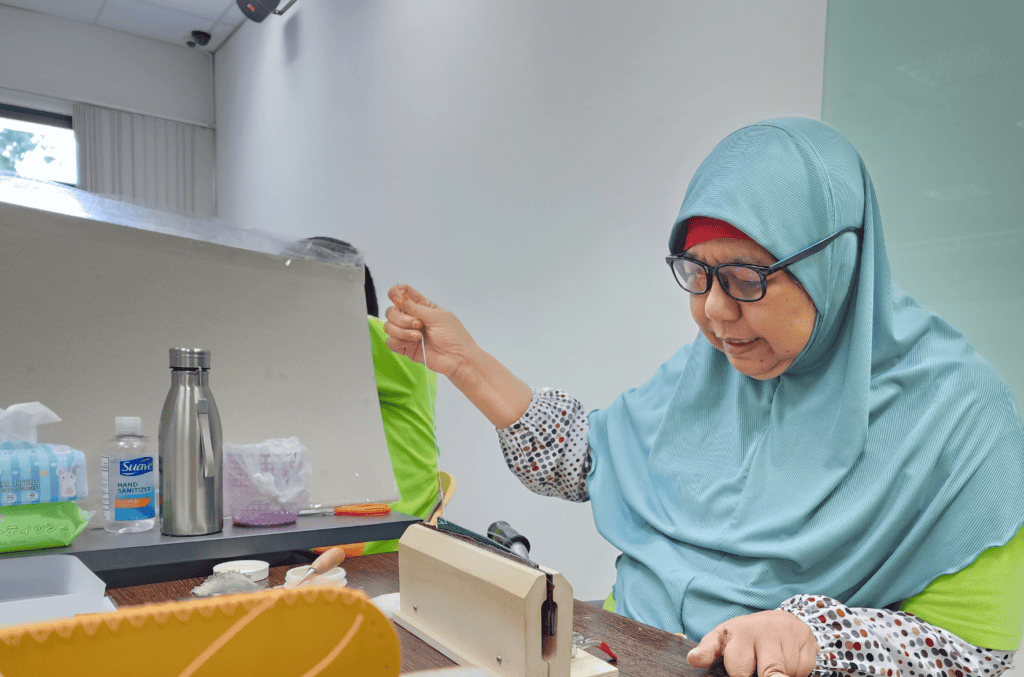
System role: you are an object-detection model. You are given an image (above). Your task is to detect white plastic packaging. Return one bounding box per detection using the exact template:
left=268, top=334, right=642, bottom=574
left=101, top=417, right=157, bottom=533
left=224, top=437, right=311, bottom=526
left=190, top=571, right=261, bottom=597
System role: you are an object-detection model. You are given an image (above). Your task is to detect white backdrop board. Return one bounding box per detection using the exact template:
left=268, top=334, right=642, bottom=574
left=0, top=178, right=398, bottom=515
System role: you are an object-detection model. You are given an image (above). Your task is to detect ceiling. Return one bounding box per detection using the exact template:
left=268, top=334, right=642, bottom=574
left=0, top=0, right=249, bottom=52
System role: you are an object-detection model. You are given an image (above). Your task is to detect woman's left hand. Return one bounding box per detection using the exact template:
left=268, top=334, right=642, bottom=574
left=686, top=610, right=819, bottom=677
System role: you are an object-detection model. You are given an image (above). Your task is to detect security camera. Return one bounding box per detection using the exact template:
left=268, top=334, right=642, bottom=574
left=190, top=30, right=211, bottom=47
left=237, top=0, right=280, bottom=22
left=237, top=0, right=297, bottom=23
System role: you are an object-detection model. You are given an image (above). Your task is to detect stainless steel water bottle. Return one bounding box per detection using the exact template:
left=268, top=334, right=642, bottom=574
left=158, top=348, right=223, bottom=536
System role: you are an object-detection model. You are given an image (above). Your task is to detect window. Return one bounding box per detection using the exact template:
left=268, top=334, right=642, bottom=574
left=0, top=103, right=77, bottom=185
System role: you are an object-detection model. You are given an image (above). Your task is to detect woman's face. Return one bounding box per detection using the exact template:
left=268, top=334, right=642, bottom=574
left=687, top=238, right=816, bottom=380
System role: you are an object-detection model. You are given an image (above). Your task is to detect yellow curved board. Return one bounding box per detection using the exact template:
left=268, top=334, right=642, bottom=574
left=0, top=586, right=399, bottom=677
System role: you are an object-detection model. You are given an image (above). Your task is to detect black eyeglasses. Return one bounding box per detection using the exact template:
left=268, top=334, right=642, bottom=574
left=665, top=226, right=861, bottom=302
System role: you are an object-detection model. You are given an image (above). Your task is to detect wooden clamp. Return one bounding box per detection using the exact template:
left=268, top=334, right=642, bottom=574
left=393, top=523, right=617, bottom=677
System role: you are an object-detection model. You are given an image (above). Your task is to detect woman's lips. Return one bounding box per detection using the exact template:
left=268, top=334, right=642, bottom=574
left=720, top=337, right=759, bottom=354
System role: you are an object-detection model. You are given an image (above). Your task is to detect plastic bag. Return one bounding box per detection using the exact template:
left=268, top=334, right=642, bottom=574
left=224, top=437, right=312, bottom=526
left=0, top=401, right=61, bottom=444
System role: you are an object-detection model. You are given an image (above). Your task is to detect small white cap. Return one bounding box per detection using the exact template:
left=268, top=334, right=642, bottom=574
left=115, top=417, right=142, bottom=436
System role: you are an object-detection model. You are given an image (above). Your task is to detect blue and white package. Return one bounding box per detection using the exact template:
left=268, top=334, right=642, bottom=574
left=0, top=444, right=89, bottom=506
left=0, top=402, right=88, bottom=506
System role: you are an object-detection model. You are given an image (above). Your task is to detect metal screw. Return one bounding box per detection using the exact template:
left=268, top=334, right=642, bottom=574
left=496, top=657, right=502, bottom=664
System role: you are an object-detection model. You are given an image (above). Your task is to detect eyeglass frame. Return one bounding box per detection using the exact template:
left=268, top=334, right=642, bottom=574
left=665, top=226, right=862, bottom=302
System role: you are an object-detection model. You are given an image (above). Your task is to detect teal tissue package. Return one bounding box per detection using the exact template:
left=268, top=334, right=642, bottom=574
left=0, top=444, right=89, bottom=506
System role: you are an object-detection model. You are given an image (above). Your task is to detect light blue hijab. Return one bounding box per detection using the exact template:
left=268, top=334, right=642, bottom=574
left=587, top=117, right=1024, bottom=639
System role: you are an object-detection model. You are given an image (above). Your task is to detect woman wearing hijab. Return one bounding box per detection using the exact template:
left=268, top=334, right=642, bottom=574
left=383, top=118, right=1023, bottom=677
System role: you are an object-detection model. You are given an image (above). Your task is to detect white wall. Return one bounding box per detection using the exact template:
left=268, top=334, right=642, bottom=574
left=0, top=4, right=213, bottom=127
left=215, top=0, right=827, bottom=600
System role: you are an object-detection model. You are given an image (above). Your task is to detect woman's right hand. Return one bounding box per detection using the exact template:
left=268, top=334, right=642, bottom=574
left=385, top=284, right=534, bottom=428
left=384, top=284, right=479, bottom=380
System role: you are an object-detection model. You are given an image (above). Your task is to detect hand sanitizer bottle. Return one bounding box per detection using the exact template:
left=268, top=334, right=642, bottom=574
left=101, top=417, right=157, bottom=533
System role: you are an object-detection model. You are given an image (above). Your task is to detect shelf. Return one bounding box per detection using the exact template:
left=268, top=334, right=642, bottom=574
left=0, top=512, right=419, bottom=587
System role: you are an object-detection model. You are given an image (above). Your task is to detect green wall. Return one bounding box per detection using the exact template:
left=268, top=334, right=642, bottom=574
left=823, top=1, right=1024, bottom=411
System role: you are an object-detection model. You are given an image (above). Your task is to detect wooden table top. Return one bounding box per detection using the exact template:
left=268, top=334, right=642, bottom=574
left=107, top=552, right=708, bottom=677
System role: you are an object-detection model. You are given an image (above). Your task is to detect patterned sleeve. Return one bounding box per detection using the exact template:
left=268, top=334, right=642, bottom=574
left=781, top=595, right=1017, bottom=677
left=496, top=387, right=591, bottom=502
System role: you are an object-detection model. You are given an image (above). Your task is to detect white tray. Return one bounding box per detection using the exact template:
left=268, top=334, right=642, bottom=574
left=0, top=554, right=109, bottom=628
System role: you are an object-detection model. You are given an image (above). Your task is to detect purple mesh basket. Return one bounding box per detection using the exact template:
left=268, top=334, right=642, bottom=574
left=224, top=439, right=310, bottom=527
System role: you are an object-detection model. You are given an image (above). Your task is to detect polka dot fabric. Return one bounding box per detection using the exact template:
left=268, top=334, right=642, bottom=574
left=496, top=391, right=1017, bottom=677
left=782, top=595, right=1016, bottom=677
left=497, top=388, right=591, bottom=502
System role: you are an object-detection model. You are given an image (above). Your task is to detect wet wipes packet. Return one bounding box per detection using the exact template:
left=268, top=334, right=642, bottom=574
left=0, top=502, right=92, bottom=553
left=0, top=445, right=88, bottom=506
left=0, top=402, right=89, bottom=506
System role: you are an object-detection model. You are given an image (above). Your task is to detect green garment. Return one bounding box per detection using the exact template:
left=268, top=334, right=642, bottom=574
left=902, top=524, right=1024, bottom=650
left=600, top=525, right=1024, bottom=649
left=361, top=317, right=439, bottom=555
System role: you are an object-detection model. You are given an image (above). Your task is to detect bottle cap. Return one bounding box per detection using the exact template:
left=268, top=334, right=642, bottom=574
left=169, top=348, right=211, bottom=369
left=115, top=417, right=142, bottom=436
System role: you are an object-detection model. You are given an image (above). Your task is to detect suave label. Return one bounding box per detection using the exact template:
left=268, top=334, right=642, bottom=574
left=101, top=455, right=156, bottom=521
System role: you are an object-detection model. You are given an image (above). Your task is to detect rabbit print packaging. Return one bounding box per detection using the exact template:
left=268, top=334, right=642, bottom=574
left=0, top=403, right=88, bottom=506
left=0, top=403, right=92, bottom=553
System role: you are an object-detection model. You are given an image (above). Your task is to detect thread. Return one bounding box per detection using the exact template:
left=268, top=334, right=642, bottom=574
left=420, top=331, right=444, bottom=514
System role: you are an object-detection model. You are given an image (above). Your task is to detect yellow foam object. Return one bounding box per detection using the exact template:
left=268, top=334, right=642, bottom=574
left=0, top=586, right=400, bottom=677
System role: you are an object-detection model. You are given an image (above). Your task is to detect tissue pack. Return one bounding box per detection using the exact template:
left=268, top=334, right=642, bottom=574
left=0, top=444, right=88, bottom=506
left=0, top=502, right=92, bottom=553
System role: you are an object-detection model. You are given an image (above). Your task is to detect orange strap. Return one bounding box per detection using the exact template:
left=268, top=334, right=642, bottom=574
left=333, top=503, right=392, bottom=516
left=310, top=503, right=393, bottom=556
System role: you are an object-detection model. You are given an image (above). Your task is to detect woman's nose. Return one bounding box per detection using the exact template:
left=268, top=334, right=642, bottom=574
left=702, top=275, right=741, bottom=322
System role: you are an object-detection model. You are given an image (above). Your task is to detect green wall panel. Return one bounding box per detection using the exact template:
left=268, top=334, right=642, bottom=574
left=824, top=0, right=1024, bottom=410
